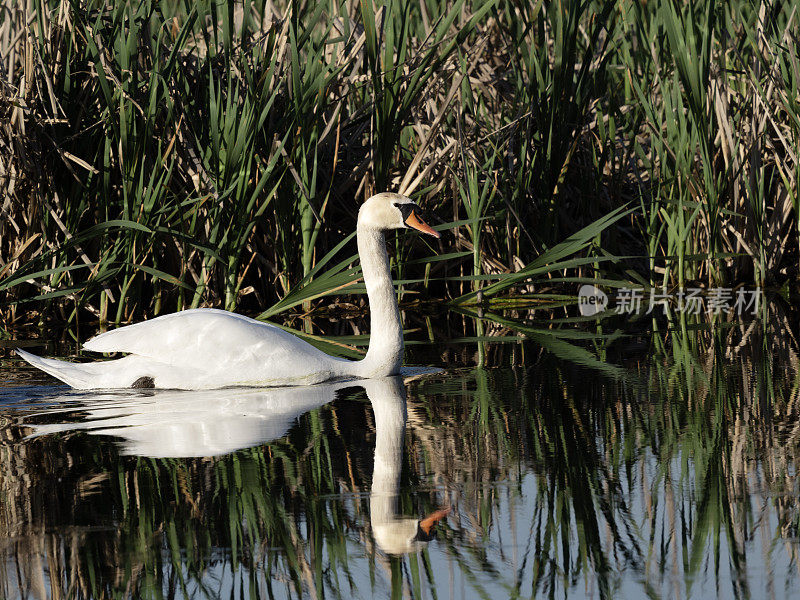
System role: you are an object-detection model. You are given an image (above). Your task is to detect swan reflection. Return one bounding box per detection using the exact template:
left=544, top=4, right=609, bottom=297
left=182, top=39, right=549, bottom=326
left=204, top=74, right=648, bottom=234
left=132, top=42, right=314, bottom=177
left=365, top=376, right=450, bottom=554
left=30, top=382, right=347, bottom=457
left=27, top=376, right=448, bottom=554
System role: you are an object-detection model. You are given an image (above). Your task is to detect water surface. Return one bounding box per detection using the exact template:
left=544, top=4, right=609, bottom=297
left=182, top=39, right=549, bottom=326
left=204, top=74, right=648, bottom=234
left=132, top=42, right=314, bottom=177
left=0, top=327, right=798, bottom=599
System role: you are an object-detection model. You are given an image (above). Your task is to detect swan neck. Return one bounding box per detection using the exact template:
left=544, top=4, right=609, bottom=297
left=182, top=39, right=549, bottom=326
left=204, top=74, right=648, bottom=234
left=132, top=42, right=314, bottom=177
left=356, top=225, right=403, bottom=377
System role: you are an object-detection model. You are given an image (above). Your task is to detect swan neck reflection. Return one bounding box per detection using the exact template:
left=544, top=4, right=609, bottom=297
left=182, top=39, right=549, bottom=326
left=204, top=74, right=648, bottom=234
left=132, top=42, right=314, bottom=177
left=366, top=376, right=448, bottom=555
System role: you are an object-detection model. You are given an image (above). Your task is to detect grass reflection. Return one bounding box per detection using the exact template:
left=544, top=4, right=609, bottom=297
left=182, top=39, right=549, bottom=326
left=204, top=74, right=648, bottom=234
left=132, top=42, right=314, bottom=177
left=0, top=310, right=799, bottom=599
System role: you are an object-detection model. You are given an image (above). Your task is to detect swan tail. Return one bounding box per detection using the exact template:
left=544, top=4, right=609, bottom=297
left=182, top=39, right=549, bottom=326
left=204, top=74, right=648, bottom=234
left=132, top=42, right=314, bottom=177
left=15, top=349, right=93, bottom=389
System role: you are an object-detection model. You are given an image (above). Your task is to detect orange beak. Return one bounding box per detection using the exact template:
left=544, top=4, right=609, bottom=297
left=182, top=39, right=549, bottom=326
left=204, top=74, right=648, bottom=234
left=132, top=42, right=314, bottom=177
left=419, top=507, right=451, bottom=535
left=405, top=210, right=440, bottom=238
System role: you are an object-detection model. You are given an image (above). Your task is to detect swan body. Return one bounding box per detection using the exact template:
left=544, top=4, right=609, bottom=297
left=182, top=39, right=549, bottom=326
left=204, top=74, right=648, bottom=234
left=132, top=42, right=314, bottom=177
left=16, top=193, right=439, bottom=390
left=19, top=309, right=354, bottom=389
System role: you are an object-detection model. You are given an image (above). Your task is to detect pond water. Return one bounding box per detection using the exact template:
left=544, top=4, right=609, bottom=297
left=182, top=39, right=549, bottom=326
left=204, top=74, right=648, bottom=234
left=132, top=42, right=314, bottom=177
left=0, top=316, right=798, bottom=600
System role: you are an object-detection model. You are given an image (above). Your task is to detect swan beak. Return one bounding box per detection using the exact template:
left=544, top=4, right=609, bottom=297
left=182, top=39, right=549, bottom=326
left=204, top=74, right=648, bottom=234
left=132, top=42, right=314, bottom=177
left=405, top=210, right=440, bottom=238
left=419, top=507, right=451, bottom=535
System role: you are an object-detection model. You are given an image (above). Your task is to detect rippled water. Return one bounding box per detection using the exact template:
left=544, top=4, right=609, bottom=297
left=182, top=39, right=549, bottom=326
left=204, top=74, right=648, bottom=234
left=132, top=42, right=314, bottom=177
left=0, top=330, right=798, bottom=599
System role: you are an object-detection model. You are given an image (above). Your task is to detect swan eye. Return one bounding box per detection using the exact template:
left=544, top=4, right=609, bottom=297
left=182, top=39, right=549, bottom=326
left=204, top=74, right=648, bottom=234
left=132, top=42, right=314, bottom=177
left=393, top=202, right=416, bottom=222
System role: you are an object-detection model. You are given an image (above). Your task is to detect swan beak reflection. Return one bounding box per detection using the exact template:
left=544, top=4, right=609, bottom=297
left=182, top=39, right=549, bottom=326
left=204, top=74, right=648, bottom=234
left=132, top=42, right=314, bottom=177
left=405, top=209, right=440, bottom=238
left=416, top=507, right=452, bottom=540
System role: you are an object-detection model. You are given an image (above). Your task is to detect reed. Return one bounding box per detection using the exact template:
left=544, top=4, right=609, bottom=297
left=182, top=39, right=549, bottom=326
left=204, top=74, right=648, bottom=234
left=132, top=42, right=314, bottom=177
left=619, top=0, right=800, bottom=287
left=0, top=0, right=798, bottom=330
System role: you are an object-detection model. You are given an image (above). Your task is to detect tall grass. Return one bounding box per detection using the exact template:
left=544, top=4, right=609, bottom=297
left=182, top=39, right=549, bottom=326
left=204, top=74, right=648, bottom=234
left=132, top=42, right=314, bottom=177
left=620, top=0, right=800, bottom=287
left=0, top=0, right=798, bottom=330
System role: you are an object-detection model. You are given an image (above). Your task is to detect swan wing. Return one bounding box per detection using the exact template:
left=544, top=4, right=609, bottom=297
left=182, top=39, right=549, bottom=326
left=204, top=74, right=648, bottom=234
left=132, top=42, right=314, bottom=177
left=82, top=308, right=341, bottom=386
left=85, top=308, right=305, bottom=358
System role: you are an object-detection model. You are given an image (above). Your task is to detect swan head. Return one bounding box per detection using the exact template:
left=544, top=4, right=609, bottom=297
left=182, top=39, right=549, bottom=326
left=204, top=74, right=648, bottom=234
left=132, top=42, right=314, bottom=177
left=372, top=507, right=451, bottom=555
left=358, top=193, right=440, bottom=238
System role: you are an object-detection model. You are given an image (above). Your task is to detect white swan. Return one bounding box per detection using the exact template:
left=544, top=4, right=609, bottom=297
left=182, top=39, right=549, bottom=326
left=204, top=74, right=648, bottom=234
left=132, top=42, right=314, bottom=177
left=15, top=193, right=439, bottom=390
left=25, top=376, right=450, bottom=553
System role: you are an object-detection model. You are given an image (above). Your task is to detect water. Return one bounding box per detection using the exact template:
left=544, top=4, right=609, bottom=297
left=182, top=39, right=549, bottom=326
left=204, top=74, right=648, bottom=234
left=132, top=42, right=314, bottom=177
left=0, top=329, right=798, bottom=599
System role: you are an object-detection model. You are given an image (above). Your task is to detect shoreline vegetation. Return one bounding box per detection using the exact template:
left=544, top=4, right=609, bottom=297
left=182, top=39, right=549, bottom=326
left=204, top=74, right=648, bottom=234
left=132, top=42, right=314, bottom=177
left=1, top=0, right=799, bottom=331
